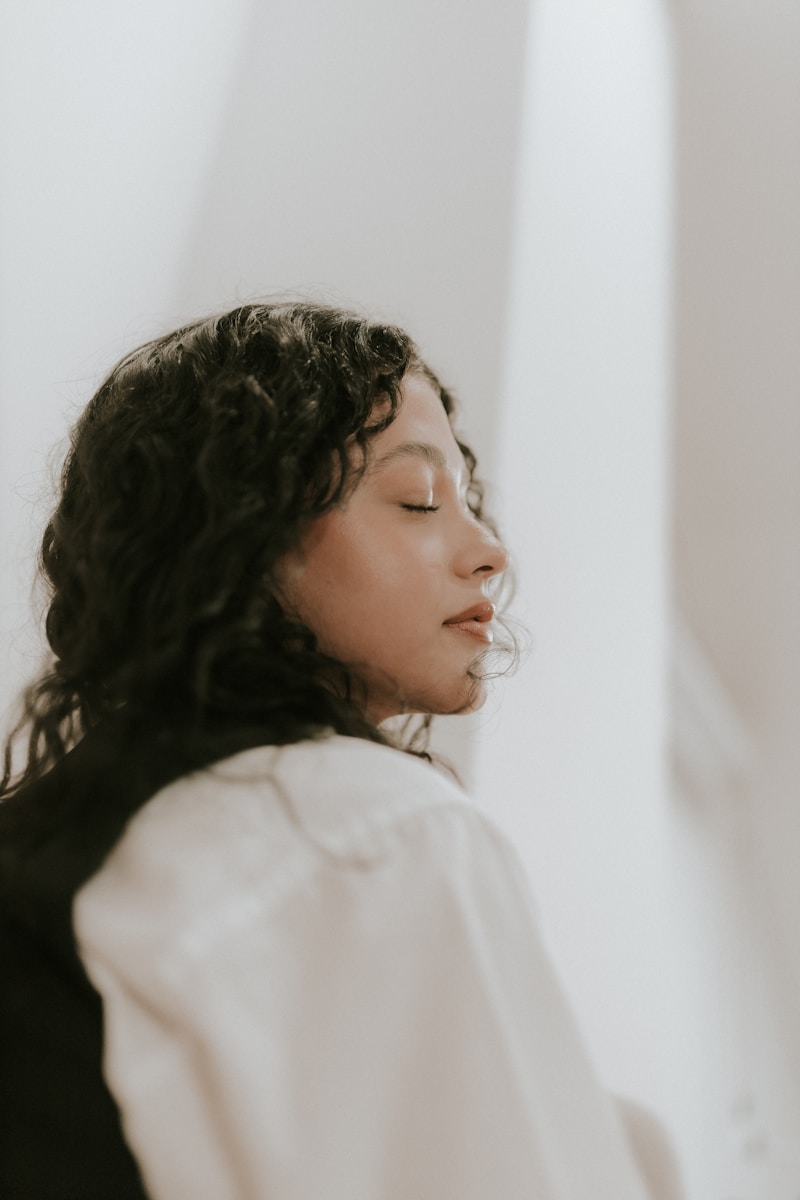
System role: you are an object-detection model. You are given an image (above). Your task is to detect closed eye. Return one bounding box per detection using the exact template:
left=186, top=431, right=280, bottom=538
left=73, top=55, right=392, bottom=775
left=401, top=504, right=440, bottom=513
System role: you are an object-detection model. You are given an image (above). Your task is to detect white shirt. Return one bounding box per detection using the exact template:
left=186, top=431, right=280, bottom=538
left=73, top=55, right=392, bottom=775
left=74, top=734, right=649, bottom=1200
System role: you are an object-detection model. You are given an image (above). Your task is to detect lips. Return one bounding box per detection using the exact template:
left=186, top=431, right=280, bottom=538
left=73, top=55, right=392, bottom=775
left=443, top=601, right=495, bottom=644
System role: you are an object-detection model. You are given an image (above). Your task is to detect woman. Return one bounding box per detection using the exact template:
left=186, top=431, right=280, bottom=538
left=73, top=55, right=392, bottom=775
left=0, top=302, right=659, bottom=1198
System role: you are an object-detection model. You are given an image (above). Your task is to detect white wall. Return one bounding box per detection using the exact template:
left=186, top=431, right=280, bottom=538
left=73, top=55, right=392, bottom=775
left=670, top=0, right=800, bottom=1191
left=475, top=0, right=676, bottom=1137
left=172, top=0, right=527, bottom=415
left=0, top=0, right=252, bottom=717
left=475, top=3, right=800, bottom=1198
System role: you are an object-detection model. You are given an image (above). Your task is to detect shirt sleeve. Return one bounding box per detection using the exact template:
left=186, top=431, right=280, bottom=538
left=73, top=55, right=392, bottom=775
left=75, top=795, right=649, bottom=1200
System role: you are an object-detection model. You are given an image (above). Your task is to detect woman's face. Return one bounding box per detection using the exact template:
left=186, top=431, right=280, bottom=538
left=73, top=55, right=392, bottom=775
left=276, top=373, right=508, bottom=723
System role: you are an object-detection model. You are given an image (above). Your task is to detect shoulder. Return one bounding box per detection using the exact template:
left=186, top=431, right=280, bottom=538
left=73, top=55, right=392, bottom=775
left=122, top=733, right=478, bottom=857
left=263, top=735, right=477, bottom=851
left=74, top=735, right=520, bottom=971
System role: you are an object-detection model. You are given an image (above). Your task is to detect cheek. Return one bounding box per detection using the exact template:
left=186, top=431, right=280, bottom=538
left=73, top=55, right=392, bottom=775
left=312, top=520, right=427, bottom=597
left=278, top=520, right=382, bottom=639
left=278, top=512, right=446, bottom=663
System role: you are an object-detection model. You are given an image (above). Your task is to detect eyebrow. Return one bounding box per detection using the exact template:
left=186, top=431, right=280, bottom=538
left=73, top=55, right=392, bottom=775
left=369, top=441, right=448, bottom=474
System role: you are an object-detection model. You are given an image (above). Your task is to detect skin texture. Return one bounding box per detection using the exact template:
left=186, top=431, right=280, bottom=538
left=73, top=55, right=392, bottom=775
left=277, top=373, right=508, bottom=723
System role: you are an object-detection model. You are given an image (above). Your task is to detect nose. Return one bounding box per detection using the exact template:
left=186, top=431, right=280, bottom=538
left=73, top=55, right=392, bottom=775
left=458, top=516, right=509, bottom=580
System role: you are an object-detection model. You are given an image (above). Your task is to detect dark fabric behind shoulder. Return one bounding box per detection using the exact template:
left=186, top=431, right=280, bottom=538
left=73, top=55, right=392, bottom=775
left=0, top=712, right=278, bottom=1199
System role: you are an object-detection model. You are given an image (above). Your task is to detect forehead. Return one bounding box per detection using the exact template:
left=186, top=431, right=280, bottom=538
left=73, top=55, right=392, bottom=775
left=367, top=374, right=466, bottom=476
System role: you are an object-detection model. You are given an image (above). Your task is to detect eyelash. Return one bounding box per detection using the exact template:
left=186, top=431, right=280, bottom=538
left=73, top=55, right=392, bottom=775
left=402, top=504, right=440, bottom=514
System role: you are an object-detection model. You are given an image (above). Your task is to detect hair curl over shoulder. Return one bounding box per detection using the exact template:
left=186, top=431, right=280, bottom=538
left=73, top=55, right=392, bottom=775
left=2, top=301, right=508, bottom=797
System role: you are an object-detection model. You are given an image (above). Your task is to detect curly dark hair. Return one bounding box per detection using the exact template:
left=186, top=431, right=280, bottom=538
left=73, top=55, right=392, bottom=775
left=1, top=300, right=510, bottom=798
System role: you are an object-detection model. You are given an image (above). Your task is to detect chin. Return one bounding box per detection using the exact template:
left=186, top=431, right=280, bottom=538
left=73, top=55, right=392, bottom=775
left=411, top=674, right=488, bottom=719
left=365, top=664, right=488, bottom=724
left=452, top=679, right=488, bottom=715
